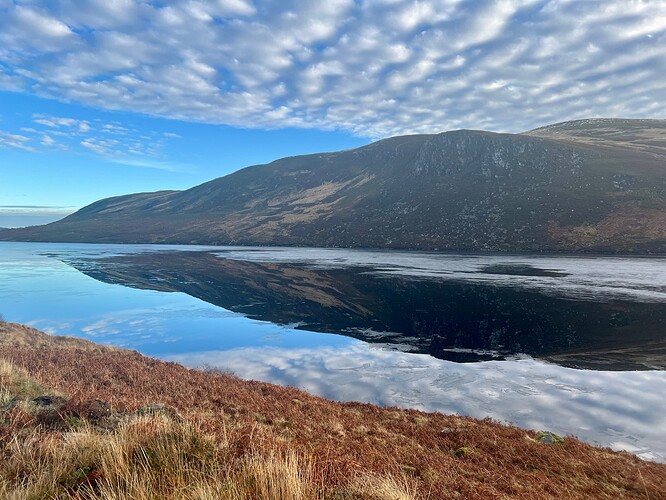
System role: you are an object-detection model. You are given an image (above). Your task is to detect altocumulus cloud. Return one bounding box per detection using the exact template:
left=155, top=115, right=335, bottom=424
left=0, top=0, right=665, bottom=137
left=0, top=112, right=185, bottom=171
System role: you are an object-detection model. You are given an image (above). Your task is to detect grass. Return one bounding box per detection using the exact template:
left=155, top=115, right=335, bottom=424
left=1, top=321, right=665, bottom=499
left=0, top=358, right=48, bottom=400
left=0, top=358, right=411, bottom=500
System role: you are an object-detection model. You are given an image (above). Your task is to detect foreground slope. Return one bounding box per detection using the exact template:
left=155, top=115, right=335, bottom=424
left=2, top=118, right=665, bottom=253
left=1, top=321, right=665, bottom=499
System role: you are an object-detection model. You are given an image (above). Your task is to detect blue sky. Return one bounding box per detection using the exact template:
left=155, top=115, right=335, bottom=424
left=1, top=0, right=665, bottom=227
left=0, top=91, right=367, bottom=226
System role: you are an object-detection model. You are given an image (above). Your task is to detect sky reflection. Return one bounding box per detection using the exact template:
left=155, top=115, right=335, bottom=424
left=167, top=344, right=666, bottom=463
left=1, top=242, right=665, bottom=463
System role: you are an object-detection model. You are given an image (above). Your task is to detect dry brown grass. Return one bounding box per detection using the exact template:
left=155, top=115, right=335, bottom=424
left=0, top=322, right=665, bottom=499
left=0, top=414, right=219, bottom=499
left=0, top=357, right=412, bottom=500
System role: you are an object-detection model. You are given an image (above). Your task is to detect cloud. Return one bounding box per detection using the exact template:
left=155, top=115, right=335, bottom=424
left=101, top=123, right=128, bottom=135
left=33, top=114, right=90, bottom=132
left=0, top=204, right=76, bottom=210
left=0, top=1, right=664, bottom=137
left=40, top=134, right=55, bottom=146
left=106, top=157, right=191, bottom=173
left=0, top=112, right=184, bottom=169
left=76, top=130, right=185, bottom=171
left=0, top=131, right=37, bottom=152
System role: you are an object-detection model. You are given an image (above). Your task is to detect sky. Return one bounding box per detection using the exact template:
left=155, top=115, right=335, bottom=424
left=0, top=0, right=665, bottom=227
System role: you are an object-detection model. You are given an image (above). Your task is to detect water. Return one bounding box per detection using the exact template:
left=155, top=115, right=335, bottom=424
left=0, top=242, right=665, bottom=462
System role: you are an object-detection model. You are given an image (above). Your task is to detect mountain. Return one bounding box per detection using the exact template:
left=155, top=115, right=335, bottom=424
left=2, top=118, right=665, bottom=253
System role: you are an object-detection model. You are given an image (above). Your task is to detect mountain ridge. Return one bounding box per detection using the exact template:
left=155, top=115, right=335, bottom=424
left=2, top=118, right=665, bottom=253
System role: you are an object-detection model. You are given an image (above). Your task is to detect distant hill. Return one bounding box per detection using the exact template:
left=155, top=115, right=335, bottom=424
left=2, top=118, right=665, bottom=253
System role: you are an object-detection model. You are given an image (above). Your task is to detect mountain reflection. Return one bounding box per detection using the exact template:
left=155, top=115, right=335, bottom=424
left=65, top=250, right=666, bottom=370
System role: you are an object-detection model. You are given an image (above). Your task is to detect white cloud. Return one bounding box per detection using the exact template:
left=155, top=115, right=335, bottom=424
left=0, top=1, right=665, bottom=137
left=33, top=114, right=93, bottom=134
left=14, top=7, right=73, bottom=39
left=80, top=137, right=119, bottom=155
left=40, top=134, right=55, bottom=146
left=0, top=131, right=36, bottom=152
left=0, top=113, right=182, bottom=168
left=107, top=157, right=192, bottom=173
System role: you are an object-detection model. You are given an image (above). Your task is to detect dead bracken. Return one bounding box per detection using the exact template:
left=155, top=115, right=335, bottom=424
left=1, top=321, right=665, bottom=499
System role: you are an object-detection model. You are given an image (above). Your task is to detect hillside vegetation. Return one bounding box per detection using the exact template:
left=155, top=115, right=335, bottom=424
left=2, top=118, right=665, bottom=253
left=0, top=322, right=664, bottom=499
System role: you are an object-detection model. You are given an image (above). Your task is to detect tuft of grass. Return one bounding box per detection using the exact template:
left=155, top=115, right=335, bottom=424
left=0, top=359, right=47, bottom=399
left=0, top=387, right=11, bottom=408
left=80, top=415, right=222, bottom=499
left=350, top=473, right=417, bottom=500
left=453, top=446, right=472, bottom=457
left=0, top=415, right=227, bottom=499
left=238, top=451, right=314, bottom=500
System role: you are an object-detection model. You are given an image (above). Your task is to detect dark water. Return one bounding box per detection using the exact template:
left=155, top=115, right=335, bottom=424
left=67, top=248, right=666, bottom=369
left=1, top=242, right=665, bottom=461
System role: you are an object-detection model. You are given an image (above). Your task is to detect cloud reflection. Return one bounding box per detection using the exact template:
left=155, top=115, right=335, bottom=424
left=167, top=343, right=666, bottom=462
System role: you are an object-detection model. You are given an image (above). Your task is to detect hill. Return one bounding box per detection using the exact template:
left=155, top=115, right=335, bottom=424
left=1, top=118, right=665, bottom=253
left=1, top=321, right=665, bottom=498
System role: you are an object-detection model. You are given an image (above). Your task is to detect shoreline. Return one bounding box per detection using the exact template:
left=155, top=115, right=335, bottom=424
left=1, top=321, right=665, bottom=498
left=1, top=238, right=666, bottom=258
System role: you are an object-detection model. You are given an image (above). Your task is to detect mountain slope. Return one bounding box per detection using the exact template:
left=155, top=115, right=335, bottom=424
left=2, top=119, right=665, bottom=253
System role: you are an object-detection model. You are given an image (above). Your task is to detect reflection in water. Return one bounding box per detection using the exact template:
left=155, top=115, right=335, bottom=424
left=166, top=343, right=666, bottom=462
left=66, top=250, right=666, bottom=370
left=1, top=242, right=665, bottom=463
left=216, top=247, right=666, bottom=302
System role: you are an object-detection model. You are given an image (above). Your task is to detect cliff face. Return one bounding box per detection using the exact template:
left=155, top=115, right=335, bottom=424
left=2, top=119, right=665, bottom=253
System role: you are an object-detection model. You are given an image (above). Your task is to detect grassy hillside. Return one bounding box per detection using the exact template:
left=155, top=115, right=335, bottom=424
left=0, top=321, right=664, bottom=499
left=2, top=118, right=665, bottom=253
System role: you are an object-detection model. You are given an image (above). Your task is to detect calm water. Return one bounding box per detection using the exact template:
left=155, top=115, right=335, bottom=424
left=1, top=242, right=665, bottom=462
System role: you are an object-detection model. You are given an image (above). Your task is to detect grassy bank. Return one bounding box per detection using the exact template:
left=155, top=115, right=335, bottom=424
left=0, top=322, right=664, bottom=499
